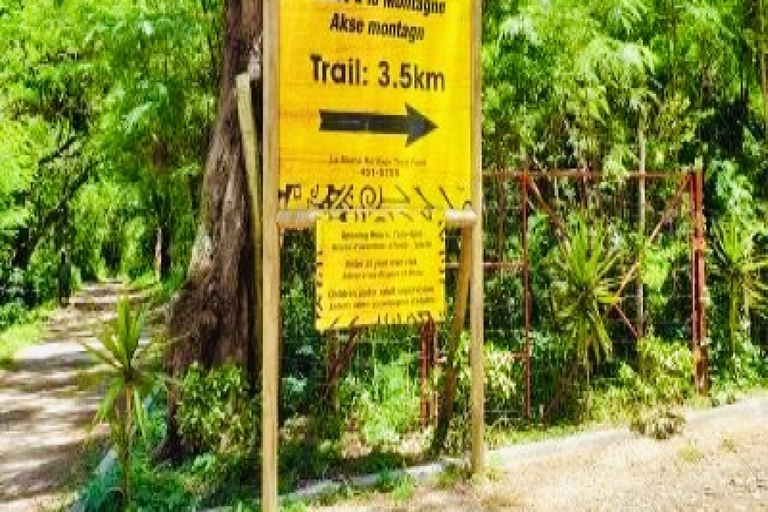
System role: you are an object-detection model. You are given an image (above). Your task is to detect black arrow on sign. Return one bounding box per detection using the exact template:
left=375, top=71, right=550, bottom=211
left=319, top=104, right=437, bottom=146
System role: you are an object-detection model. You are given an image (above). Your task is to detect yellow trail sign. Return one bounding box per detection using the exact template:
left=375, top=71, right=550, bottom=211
left=316, top=211, right=446, bottom=331
left=279, top=0, right=472, bottom=210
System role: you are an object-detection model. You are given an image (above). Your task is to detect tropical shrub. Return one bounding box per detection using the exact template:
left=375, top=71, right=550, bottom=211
left=636, top=335, right=695, bottom=404
left=711, top=215, right=768, bottom=376
left=81, top=299, right=155, bottom=507
left=338, top=354, right=420, bottom=447
left=550, top=214, right=622, bottom=392
left=177, top=364, right=260, bottom=454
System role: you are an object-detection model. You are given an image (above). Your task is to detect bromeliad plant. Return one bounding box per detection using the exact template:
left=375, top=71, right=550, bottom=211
left=551, top=214, right=622, bottom=398
left=81, top=298, right=156, bottom=508
left=711, top=216, right=768, bottom=376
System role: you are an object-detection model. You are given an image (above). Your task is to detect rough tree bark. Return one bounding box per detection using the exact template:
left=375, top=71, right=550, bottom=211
left=159, top=0, right=263, bottom=460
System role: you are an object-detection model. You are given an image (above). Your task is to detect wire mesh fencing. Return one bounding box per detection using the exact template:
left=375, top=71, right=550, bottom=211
left=273, top=171, right=703, bottom=479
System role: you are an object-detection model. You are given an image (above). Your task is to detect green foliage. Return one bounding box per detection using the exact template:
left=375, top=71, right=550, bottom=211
left=678, top=441, right=704, bottom=463
left=455, top=337, right=525, bottom=424
left=80, top=298, right=156, bottom=507
left=377, top=471, right=416, bottom=503
left=281, top=271, right=323, bottom=416
left=591, top=336, right=693, bottom=423
left=0, top=0, right=214, bottom=318
left=637, top=336, right=695, bottom=402
left=711, top=215, right=768, bottom=373
left=551, top=214, right=622, bottom=376
left=11, top=0, right=768, bottom=503
left=79, top=395, right=263, bottom=511
left=711, top=338, right=768, bottom=390
left=445, top=336, right=531, bottom=450
left=0, top=306, right=50, bottom=367
left=338, top=354, right=420, bottom=447
left=177, top=364, right=260, bottom=454
left=630, top=408, right=686, bottom=440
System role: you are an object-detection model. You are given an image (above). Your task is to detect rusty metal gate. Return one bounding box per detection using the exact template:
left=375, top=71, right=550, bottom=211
left=438, top=168, right=708, bottom=423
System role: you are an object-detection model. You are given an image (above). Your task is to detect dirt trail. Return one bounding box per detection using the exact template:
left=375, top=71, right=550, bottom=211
left=316, top=396, right=768, bottom=512
left=0, top=281, right=151, bottom=512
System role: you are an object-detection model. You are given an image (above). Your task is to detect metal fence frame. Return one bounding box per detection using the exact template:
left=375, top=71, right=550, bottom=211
left=462, top=168, right=709, bottom=421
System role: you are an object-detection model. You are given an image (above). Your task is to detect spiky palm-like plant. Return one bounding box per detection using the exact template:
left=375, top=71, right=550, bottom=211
left=81, top=298, right=155, bottom=508
left=711, top=217, right=768, bottom=375
left=551, top=215, right=622, bottom=398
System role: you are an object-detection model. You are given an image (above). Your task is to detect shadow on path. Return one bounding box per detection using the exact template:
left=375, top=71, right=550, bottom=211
left=0, top=281, right=154, bottom=512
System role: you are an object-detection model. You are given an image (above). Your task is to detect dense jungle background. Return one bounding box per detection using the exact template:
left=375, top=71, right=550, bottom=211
left=2, top=0, right=768, bottom=509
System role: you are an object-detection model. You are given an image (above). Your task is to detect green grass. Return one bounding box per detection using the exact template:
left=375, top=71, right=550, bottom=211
left=720, top=436, right=737, bottom=453
left=486, top=422, right=586, bottom=450
left=678, top=441, right=703, bottom=464
left=0, top=306, right=51, bottom=369
left=128, top=271, right=158, bottom=289
left=377, top=470, right=416, bottom=504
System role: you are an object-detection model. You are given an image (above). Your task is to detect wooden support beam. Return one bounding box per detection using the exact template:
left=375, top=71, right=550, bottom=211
left=236, top=73, right=264, bottom=374
left=276, top=209, right=477, bottom=230
left=445, top=260, right=523, bottom=271
left=469, top=0, right=485, bottom=476
left=262, top=0, right=280, bottom=510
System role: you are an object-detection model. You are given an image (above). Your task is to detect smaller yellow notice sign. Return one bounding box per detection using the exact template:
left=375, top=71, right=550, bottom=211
left=316, top=211, right=445, bottom=332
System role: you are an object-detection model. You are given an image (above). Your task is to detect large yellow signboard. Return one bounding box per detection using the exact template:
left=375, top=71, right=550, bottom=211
left=279, top=0, right=472, bottom=210
left=316, top=211, right=445, bottom=331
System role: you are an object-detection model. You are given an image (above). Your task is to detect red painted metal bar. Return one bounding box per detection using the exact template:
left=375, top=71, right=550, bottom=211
left=610, top=174, right=692, bottom=306
left=485, top=171, right=689, bottom=181
left=689, top=173, right=700, bottom=393
left=526, top=178, right=569, bottom=237
left=432, top=323, right=440, bottom=424
left=690, top=169, right=709, bottom=394
left=485, top=169, right=690, bottom=180
left=522, top=173, right=532, bottom=421
left=613, top=304, right=640, bottom=340
left=420, top=321, right=429, bottom=429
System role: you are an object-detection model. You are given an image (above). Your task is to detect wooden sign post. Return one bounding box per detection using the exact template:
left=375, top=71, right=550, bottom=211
left=261, top=1, right=483, bottom=510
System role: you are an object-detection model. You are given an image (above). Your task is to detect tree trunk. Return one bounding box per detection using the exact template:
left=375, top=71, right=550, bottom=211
left=159, top=0, right=263, bottom=460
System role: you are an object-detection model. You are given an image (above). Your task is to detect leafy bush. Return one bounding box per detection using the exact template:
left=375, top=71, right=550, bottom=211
left=177, top=364, right=260, bottom=454
left=338, top=356, right=420, bottom=447
left=0, top=301, right=25, bottom=331
left=550, top=214, right=622, bottom=386
left=591, top=336, right=693, bottom=423
left=120, top=216, right=154, bottom=280
left=630, top=408, right=686, bottom=440
left=281, top=275, right=322, bottom=416
left=456, top=342, right=525, bottom=424
left=711, top=337, right=768, bottom=391
left=636, top=335, right=694, bottom=403
left=445, top=338, right=528, bottom=451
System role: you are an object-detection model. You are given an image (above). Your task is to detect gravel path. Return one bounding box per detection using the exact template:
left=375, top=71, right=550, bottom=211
left=315, top=396, right=768, bottom=512
left=0, top=282, right=150, bottom=512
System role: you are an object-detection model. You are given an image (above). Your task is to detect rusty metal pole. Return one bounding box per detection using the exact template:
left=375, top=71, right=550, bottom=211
left=522, top=172, right=532, bottom=421
left=420, top=322, right=429, bottom=429
left=432, top=322, right=440, bottom=424
left=688, top=173, right=699, bottom=392
left=692, top=168, right=709, bottom=395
